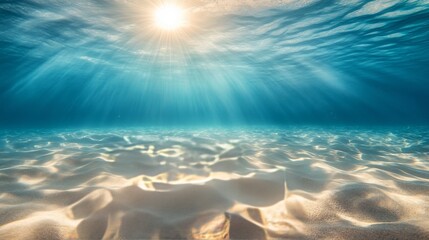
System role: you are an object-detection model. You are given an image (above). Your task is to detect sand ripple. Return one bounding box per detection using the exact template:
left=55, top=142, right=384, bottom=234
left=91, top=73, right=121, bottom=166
left=0, top=127, right=429, bottom=239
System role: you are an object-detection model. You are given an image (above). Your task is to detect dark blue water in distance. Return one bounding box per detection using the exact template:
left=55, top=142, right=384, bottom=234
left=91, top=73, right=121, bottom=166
left=1, top=1, right=429, bottom=239
left=1, top=0, right=429, bottom=127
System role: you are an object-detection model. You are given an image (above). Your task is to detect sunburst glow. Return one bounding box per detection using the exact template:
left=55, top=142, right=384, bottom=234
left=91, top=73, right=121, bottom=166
left=154, top=4, right=185, bottom=31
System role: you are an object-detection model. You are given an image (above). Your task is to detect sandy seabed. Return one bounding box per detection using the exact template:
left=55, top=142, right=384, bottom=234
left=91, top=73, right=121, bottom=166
left=0, top=127, right=428, bottom=240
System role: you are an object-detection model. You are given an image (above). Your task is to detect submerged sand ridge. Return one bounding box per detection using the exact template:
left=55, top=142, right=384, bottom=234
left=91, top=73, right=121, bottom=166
left=0, top=128, right=428, bottom=239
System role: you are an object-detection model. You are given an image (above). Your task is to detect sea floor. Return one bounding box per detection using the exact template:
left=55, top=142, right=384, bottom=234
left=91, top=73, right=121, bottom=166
left=0, top=127, right=428, bottom=239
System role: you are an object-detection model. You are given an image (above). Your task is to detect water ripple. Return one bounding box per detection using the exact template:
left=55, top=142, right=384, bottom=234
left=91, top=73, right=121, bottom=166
left=1, top=1, right=429, bottom=124
left=0, top=127, right=428, bottom=239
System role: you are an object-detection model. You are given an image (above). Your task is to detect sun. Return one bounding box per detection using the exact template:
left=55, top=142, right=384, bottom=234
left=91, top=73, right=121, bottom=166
left=154, top=4, right=185, bottom=31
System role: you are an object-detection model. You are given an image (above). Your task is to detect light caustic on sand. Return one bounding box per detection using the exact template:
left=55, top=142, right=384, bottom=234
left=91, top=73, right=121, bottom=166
left=0, top=128, right=429, bottom=239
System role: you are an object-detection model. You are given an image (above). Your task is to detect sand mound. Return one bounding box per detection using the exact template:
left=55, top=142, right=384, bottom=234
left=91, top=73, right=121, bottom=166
left=0, top=128, right=428, bottom=239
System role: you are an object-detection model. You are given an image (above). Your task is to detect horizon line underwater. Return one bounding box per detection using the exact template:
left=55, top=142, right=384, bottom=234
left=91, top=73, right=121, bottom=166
left=1, top=0, right=429, bottom=239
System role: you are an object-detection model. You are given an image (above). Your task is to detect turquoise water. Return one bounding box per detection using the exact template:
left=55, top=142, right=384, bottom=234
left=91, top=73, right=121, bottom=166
left=1, top=1, right=429, bottom=239
left=1, top=0, right=429, bottom=126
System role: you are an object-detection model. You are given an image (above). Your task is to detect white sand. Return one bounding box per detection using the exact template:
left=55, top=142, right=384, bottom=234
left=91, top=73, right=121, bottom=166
left=0, top=128, right=428, bottom=239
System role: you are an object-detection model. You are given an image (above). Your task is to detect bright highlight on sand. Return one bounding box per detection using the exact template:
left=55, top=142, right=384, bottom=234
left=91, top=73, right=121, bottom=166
left=154, top=4, right=185, bottom=31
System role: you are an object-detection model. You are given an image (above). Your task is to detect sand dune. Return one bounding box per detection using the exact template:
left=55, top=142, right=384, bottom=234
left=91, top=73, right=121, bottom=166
left=0, top=128, right=428, bottom=239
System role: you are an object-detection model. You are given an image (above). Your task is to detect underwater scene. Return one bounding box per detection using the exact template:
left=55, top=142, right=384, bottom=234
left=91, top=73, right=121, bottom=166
left=1, top=0, right=429, bottom=239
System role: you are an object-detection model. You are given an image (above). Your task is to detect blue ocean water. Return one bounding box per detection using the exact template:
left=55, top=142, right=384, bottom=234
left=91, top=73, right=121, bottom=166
left=1, top=1, right=429, bottom=239
left=1, top=0, right=429, bottom=126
